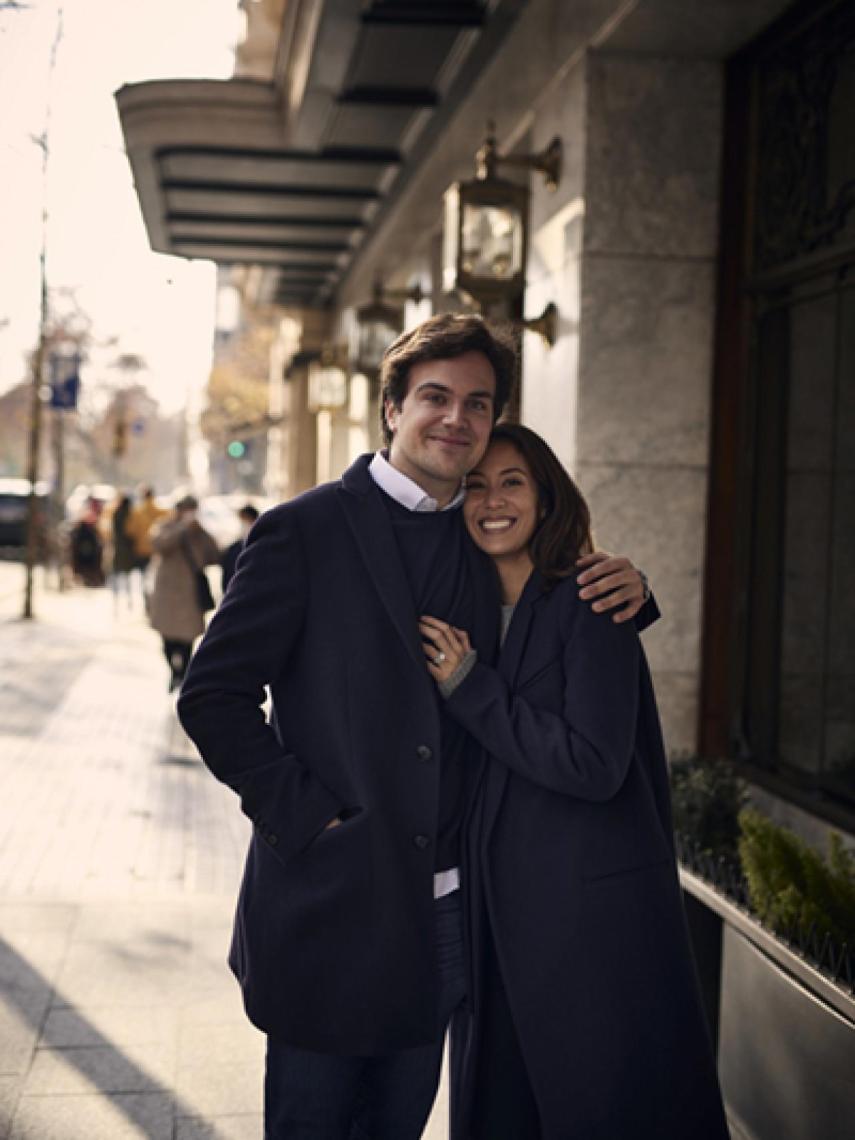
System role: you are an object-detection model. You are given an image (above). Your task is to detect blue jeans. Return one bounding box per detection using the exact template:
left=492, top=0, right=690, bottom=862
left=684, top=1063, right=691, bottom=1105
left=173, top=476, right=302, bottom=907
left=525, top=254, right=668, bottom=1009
left=264, top=890, right=466, bottom=1139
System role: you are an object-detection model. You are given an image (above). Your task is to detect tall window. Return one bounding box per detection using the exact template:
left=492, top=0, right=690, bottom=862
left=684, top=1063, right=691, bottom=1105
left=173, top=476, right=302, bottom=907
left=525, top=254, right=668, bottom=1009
left=704, top=0, right=855, bottom=809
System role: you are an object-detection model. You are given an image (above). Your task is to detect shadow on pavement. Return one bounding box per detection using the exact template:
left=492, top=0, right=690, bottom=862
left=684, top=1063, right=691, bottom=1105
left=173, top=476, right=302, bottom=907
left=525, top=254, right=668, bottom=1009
left=0, top=935, right=228, bottom=1138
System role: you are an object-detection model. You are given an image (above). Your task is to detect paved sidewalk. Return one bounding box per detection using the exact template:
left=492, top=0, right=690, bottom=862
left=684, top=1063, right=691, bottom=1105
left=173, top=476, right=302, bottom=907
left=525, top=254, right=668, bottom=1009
left=0, top=572, right=449, bottom=1139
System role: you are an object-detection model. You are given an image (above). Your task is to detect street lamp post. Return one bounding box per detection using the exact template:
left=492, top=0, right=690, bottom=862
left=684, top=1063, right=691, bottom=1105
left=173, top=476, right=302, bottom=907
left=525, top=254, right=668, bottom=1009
left=22, top=5, right=64, bottom=619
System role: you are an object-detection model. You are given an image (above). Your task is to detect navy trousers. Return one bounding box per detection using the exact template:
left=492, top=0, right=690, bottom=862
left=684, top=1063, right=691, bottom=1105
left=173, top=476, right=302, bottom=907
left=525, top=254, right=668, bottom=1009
left=264, top=890, right=466, bottom=1139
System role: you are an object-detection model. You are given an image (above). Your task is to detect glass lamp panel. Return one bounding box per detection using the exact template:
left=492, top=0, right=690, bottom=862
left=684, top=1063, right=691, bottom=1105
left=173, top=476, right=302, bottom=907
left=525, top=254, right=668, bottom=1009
left=308, top=362, right=348, bottom=410
left=359, top=316, right=399, bottom=372
left=349, top=373, right=369, bottom=420
left=460, top=202, right=524, bottom=281
left=442, top=183, right=461, bottom=293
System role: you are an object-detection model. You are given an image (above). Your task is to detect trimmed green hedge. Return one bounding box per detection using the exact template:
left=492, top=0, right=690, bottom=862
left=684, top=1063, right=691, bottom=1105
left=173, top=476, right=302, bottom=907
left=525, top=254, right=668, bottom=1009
left=669, top=756, right=746, bottom=861
left=739, top=809, right=855, bottom=946
left=670, top=757, right=855, bottom=950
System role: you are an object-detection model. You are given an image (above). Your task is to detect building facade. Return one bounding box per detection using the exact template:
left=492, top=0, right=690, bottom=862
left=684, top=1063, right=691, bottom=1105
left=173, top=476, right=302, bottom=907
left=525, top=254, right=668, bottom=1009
left=118, top=0, right=854, bottom=840
left=117, top=3, right=855, bottom=1134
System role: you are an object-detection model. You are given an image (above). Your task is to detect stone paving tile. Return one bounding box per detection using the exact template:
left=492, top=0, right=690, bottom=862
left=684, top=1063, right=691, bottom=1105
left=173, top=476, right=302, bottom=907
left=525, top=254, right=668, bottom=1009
left=173, top=1058, right=262, bottom=1118
left=177, top=991, right=249, bottom=1028
left=0, top=1076, right=24, bottom=1140
left=0, top=1010, right=41, bottom=1078
left=71, top=901, right=192, bottom=945
left=52, top=941, right=222, bottom=1009
left=22, top=1040, right=177, bottom=1097
left=8, top=1091, right=174, bottom=1140
left=40, top=1003, right=180, bottom=1050
left=0, top=932, right=73, bottom=992
left=177, top=1022, right=264, bottom=1072
left=0, top=904, right=78, bottom=937
left=175, top=1113, right=263, bottom=1140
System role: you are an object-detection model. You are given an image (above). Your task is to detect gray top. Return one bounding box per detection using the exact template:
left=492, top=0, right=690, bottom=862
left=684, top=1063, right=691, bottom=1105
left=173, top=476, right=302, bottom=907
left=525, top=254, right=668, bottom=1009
left=439, top=601, right=517, bottom=698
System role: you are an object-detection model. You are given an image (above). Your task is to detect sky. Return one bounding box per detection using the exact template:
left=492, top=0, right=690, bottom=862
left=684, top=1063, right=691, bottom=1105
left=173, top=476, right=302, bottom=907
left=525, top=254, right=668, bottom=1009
left=0, top=0, right=244, bottom=413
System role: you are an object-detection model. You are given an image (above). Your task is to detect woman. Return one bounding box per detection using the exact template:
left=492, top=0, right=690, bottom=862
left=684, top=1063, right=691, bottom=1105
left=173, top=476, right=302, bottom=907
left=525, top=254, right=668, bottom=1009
left=104, top=491, right=136, bottom=609
left=68, top=500, right=105, bottom=588
left=148, top=494, right=219, bottom=692
left=419, top=424, right=729, bottom=1140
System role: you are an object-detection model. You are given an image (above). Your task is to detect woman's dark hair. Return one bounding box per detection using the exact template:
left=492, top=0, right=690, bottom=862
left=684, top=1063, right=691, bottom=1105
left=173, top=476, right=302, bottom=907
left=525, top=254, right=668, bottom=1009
left=485, top=422, right=592, bottom=585
left=379, top=313, right=517, bottom=444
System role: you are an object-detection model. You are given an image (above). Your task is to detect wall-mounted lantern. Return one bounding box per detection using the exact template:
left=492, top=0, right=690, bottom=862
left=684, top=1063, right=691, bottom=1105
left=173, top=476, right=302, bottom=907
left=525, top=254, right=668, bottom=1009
left=442, top=124, right=562, bottom=345
left=307, top=347, right=349, bottom=412
left=354, top=285, right=404, bottom=376
left=353, top=279, right=428, bottom=375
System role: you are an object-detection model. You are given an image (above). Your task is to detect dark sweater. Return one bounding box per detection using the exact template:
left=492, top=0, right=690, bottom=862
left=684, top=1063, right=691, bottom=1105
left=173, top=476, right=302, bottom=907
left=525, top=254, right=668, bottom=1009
left=381, top=492, right=476, bottom=872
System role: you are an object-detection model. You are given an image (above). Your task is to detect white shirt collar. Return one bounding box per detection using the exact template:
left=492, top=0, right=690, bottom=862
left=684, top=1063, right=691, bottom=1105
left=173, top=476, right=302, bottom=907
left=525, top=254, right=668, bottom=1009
left=369, top=451, right=465, bottom=513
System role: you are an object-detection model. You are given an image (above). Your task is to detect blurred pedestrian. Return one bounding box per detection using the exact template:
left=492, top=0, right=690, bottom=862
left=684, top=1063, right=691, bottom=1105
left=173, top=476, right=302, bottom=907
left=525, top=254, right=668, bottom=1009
left=68, top=501, right=104, bottom=588
left=126, top=485, right=168, bottom=604
left=220, top=503, right=260, bottom=594
left=126, top=485, right=167, bottom=568
left=147, top=495, right=219, bottom=692
left=103, top=491, right=136, bottom=610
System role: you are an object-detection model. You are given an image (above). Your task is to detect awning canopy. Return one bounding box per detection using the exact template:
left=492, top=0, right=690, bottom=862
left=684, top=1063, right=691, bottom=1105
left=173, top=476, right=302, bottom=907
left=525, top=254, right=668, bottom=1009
left=116, top=0, right=525, bottom=309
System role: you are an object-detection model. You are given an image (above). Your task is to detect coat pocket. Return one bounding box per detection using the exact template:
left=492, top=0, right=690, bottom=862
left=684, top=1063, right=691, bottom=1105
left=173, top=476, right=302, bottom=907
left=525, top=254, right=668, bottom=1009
left=581, top=855, right=673, bottom=886
left=516, top=654, right=562, bottom=690
left=300, top=805, right=365, bottom=856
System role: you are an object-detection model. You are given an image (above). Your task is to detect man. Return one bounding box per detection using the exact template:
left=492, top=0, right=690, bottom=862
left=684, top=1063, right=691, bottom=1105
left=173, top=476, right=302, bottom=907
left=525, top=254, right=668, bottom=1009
left=220, top=503, right=260, bottom=593
left=177, top=314, right=648, bottom=1138
left=126, top=485, right=167, bottom=571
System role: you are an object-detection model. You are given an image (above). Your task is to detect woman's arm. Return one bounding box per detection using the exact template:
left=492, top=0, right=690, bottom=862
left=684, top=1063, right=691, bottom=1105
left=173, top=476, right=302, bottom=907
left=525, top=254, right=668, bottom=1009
left=423, top=597, right=641, bottom=801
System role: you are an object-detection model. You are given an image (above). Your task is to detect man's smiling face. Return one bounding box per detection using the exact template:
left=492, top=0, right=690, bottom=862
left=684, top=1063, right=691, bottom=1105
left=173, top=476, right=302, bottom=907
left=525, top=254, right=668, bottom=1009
left=385, top=351, right=496, bottom=506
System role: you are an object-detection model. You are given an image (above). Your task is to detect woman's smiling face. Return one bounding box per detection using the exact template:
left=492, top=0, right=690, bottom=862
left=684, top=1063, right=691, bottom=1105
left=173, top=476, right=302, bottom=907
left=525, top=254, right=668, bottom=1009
left=463, top=439, right=540, bottom=564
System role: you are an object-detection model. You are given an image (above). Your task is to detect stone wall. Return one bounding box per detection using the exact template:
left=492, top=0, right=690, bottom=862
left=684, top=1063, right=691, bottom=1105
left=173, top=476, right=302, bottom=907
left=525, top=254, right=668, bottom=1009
left=524, top=50, right=723, bottom=754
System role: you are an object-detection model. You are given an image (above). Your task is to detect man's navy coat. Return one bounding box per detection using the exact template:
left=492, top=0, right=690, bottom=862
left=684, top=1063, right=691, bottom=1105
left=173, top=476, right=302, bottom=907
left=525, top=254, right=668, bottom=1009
left=445, top=571, right=730, bottom=1139
left=177, top=454, right=499, bottom=1055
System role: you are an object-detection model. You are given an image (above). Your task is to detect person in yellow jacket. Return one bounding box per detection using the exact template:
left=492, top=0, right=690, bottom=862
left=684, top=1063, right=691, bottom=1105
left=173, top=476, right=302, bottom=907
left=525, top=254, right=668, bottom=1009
left=126, top=485, right=167, bottom=570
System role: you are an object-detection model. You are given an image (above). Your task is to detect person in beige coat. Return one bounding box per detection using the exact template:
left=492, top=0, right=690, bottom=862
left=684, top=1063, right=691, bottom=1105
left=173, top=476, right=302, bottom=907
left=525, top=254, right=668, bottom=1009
left=148, top=495, right=220, bottom=691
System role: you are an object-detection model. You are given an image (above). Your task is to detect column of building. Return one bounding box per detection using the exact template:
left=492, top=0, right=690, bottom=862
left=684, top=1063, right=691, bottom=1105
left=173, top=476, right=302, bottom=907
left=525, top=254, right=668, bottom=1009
left=523, top=49, right=724, bottom=754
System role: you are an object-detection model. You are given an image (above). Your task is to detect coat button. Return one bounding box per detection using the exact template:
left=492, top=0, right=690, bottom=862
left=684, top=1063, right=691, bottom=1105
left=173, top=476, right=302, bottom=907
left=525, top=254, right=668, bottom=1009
left=267, top=833, right=278, bottom=846
left=415, top=745, right=432, bottom=762
left=413, top=834, right=430, bottom=850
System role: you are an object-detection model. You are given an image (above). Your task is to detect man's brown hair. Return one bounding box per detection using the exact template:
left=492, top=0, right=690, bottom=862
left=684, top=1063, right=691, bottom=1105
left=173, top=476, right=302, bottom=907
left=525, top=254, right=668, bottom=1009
left=379, top=313, right=517, bottom=445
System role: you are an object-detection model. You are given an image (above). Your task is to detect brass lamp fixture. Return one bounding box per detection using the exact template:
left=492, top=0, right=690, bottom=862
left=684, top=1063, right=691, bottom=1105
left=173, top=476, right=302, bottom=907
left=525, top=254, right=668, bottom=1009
left=307, top=345, right=349, bottom=412
left=442, top=124, right=561, bottom=346
left=353, top=279, right=429, bottom=374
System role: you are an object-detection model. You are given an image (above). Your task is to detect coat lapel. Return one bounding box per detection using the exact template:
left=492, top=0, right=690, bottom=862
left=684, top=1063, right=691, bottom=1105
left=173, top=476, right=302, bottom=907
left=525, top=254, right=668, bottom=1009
left=498, top=569, right=546, bottom=687
left=338, top=455, right=425, bottom=670
left=462, top=538, right=501, bottom=663
left=480, top=570, right=548, bottom=848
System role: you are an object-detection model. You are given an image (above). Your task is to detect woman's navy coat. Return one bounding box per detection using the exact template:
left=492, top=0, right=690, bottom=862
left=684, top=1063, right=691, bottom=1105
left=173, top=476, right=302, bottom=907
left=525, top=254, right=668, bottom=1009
left=445, top=571, right=730, bottom=1140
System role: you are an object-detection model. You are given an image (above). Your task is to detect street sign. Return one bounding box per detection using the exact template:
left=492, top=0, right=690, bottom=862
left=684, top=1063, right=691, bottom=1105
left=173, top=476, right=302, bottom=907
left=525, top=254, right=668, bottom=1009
left=49, top=352, right=81, bottom=410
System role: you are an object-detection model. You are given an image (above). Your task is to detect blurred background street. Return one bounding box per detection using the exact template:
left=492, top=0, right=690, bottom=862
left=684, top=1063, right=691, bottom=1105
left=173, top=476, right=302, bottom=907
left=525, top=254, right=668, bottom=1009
left=0, top=569, right=449, bottom=1139
left=2, top=0, right=853, bottom=1136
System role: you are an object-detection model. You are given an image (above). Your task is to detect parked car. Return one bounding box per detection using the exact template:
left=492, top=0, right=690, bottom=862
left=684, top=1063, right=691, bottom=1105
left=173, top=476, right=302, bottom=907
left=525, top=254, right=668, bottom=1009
left=0, top=477, right=50, bottom=555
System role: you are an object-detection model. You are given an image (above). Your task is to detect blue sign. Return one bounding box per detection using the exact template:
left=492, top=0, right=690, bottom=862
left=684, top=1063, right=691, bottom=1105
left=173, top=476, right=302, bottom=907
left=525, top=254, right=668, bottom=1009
left=49, top=352, right=81, bottom=410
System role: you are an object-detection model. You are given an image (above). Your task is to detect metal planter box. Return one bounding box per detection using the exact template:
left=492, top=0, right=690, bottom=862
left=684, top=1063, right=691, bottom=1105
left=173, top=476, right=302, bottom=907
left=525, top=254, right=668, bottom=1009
left=681, top=869, right=855, bottom=1140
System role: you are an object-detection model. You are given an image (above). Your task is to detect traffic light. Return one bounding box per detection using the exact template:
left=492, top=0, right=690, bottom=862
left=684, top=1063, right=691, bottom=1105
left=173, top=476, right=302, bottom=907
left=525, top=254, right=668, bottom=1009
left=227, top=439, right=247, bottom=459
left=113, top=418, right=127, bottom=457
